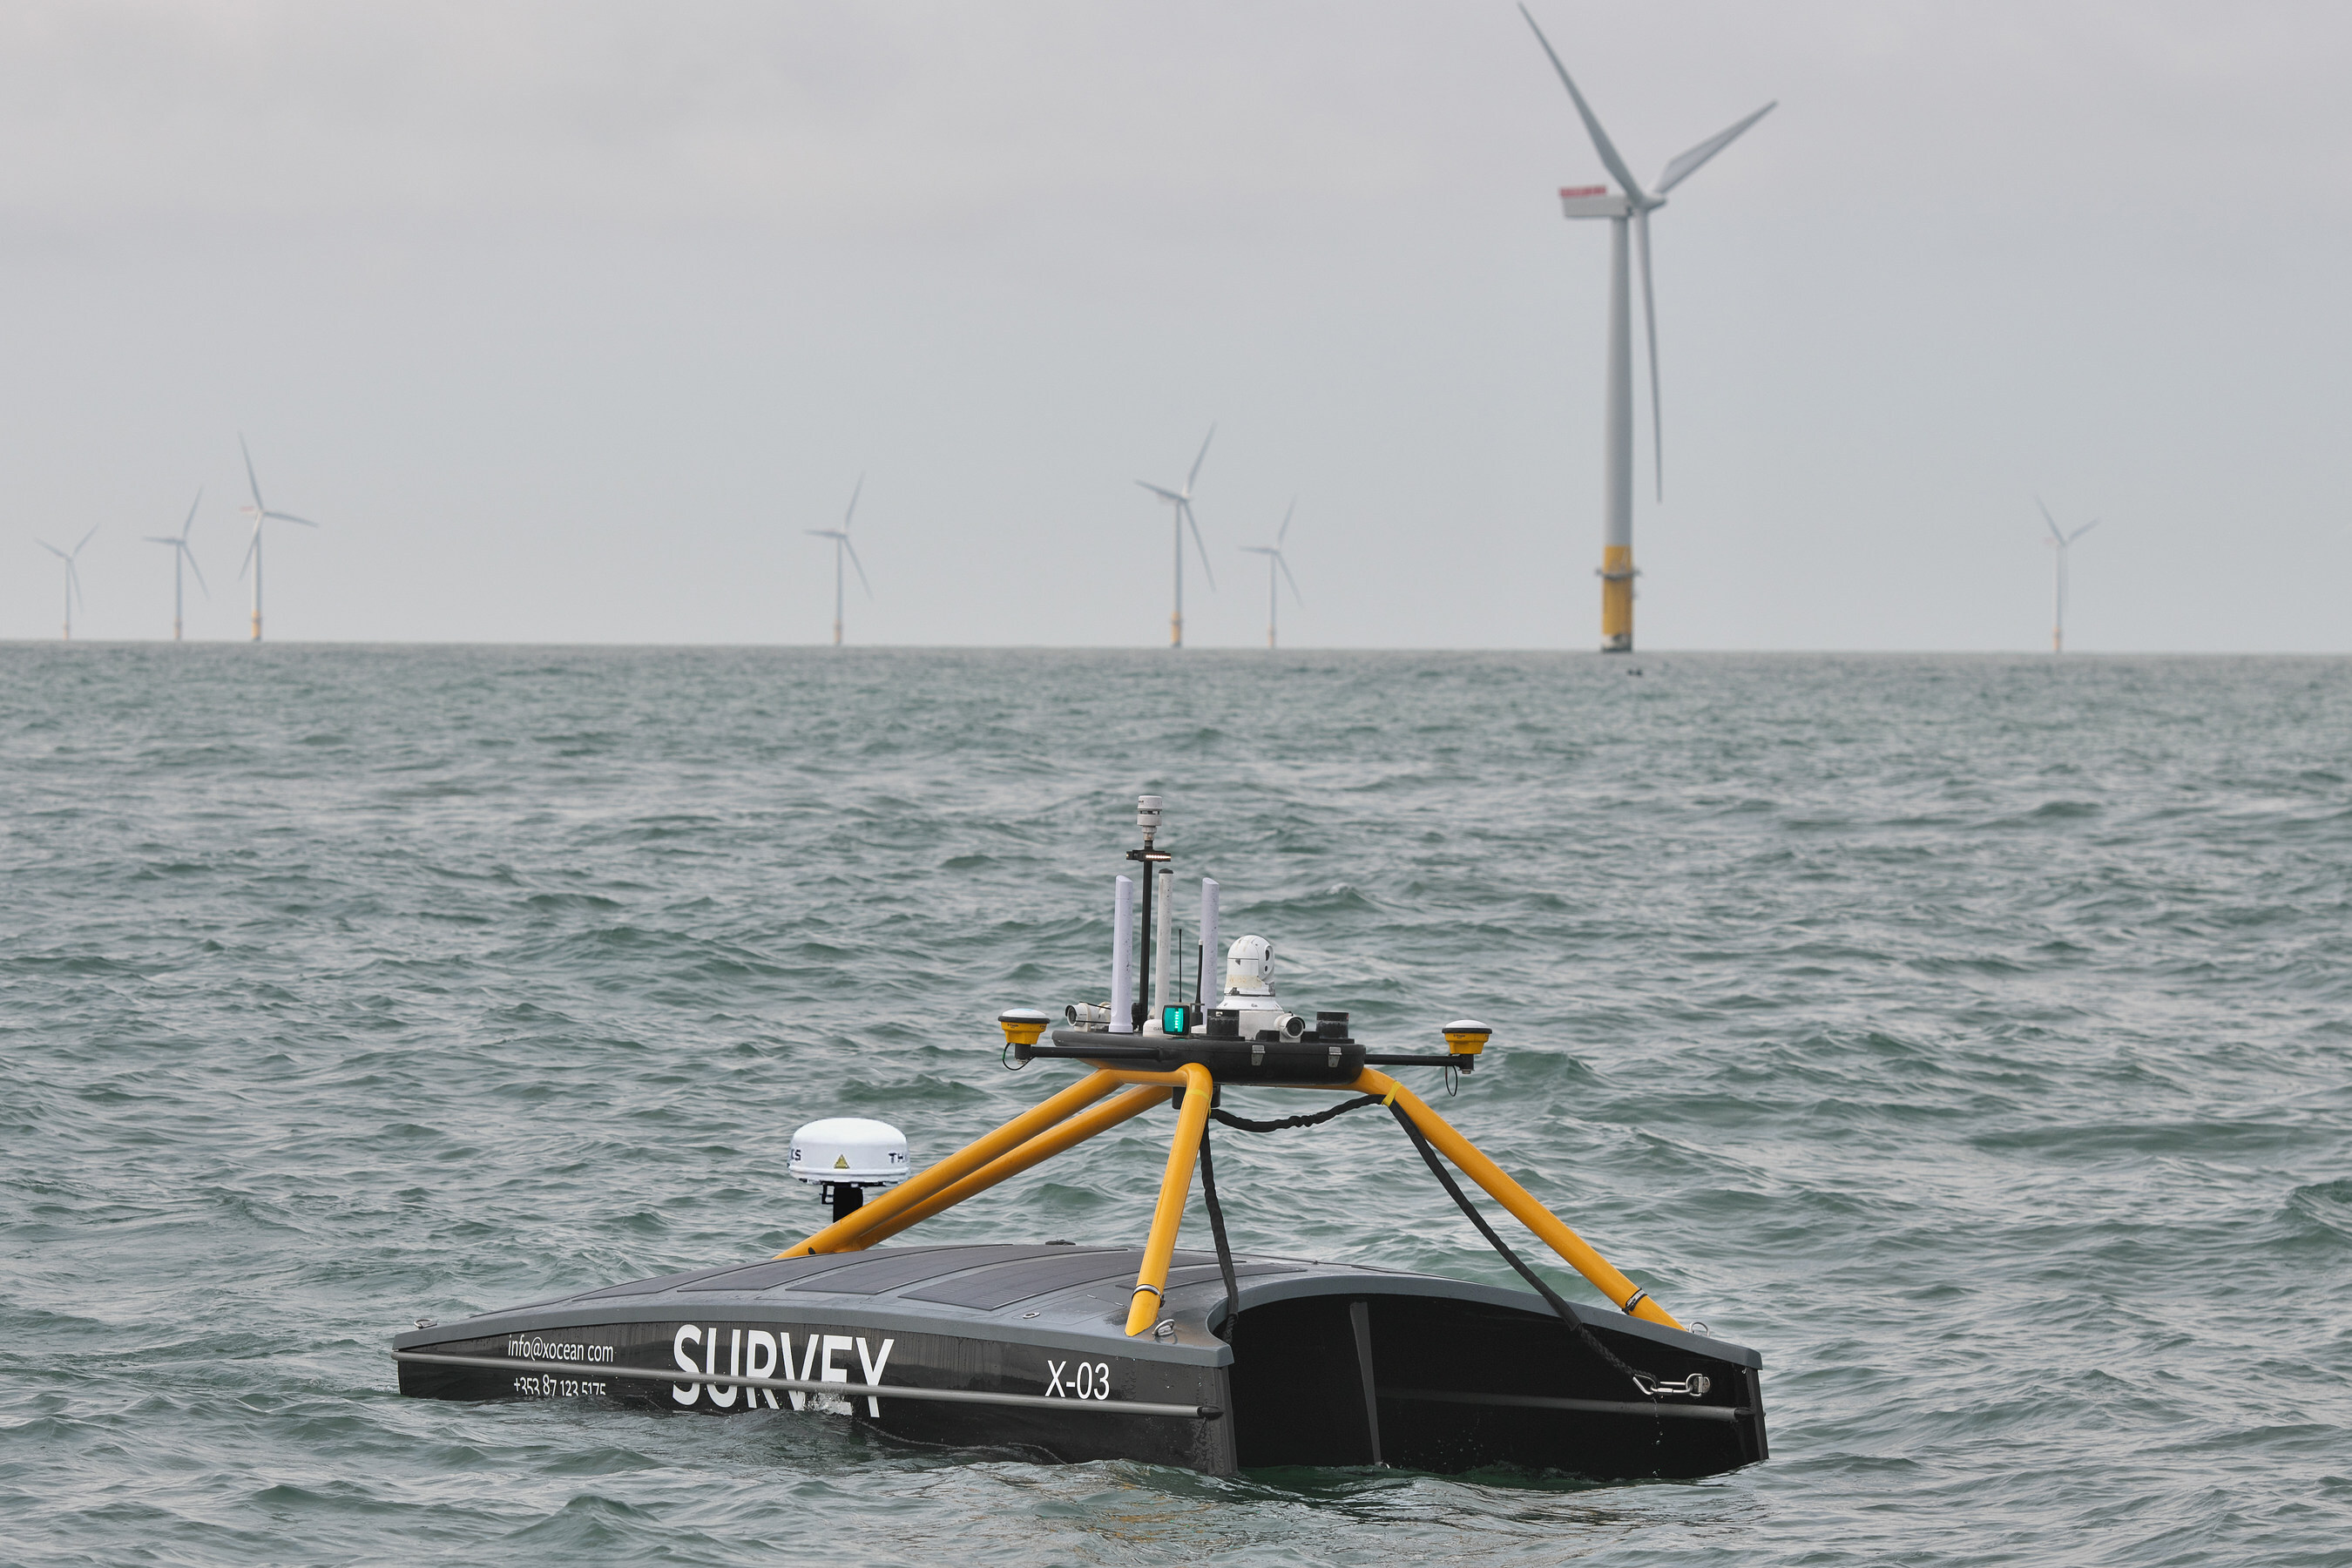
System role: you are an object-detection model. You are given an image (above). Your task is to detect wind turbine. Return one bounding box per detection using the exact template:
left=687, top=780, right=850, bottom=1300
left=237, top=436, right=321, bottom=642
left=1135, top=426, right=1217, bottom=647
left=805, top=475, right=871, bottom=646
left=2038, top=498, right=2099, bottom=653
left=1238, top=500, right=1303, bottom=650
left=145, top=490, right=208, bottom=641
left=37, top=525, right=98, bottom=641
left=1520, top=5, right=1774, bottom=653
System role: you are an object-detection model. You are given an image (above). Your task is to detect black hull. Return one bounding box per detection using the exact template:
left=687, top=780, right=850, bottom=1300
left=398, top=1315, right=1231, bottom=1471
left=394, top=1243, right=1764, bottom=1481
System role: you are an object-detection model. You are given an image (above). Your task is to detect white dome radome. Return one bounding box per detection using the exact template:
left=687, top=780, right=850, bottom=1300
left=789, top=1118, right=909, bottom=1187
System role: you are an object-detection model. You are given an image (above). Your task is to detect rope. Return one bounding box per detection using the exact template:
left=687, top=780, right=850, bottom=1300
left=1384, top=1102, right=1660, bottom=1407
left=1209, top=1095, right=1382, bottom=1133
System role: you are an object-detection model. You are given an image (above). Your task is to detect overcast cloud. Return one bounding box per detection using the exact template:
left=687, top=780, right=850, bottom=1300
left=3, top=2, right=2346, bottom=649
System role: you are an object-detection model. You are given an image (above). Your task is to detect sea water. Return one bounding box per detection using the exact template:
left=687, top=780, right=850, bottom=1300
left=3, top=646, right=2347, bottom=1565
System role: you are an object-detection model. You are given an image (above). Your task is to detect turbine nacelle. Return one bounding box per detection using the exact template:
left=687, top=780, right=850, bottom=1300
left=1558, top=189, right=1644, bottom=219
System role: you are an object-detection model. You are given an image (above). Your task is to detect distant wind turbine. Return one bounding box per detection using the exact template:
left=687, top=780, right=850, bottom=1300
left=237, top=436, right=321, bottom=643
left=1238, top=500, right=1303, bottom=650
left=1520, top=5, right=1774, bottom=653
left=2038, top=498, right=2100, bottom=654
left=145, top=490, right=208, bottom=641
left=806, top=475, right=871, bottom=646
left=1135, top=427, right=1217, bottom=648
left=37, top=525, right=98, bottom=642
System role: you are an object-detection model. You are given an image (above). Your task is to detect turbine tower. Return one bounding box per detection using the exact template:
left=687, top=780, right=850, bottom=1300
left=1520, top=6, right=1774, bottom=652
left=1238, top=500, right=1302, bottom=650
left=805, top=475, right=871, bottom=646
left=237, top=437, right=321, bottom=642
left=1135, top=427, right=1217, bottom=647
left=36, top=525, right=98, bottom=642
left=2038, top=498, right=2099, bottom=654
left=145, top=490, right=207, bottom=641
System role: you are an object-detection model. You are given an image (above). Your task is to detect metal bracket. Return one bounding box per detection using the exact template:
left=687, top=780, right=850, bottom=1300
left=1632, top=1372, right=1713, bottom=1398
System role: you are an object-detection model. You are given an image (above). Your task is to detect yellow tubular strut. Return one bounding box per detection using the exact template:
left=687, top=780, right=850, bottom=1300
left=775, top=1069, right=1126, bottom=1257
left=1124, top=1063, right=1215, bottom=1336
left=849, top=1085, right=1174, bottom=1248
left=775, top=1054, right=1677, bottom=1336
left=1355, top=1068, right=1680, bottom=1329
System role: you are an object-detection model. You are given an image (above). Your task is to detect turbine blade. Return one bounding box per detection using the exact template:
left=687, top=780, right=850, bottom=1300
left=1655, top=101, right=1776, bottom=194
left=1278, top=497, right=1294, bottom=546
left=74, top=522, right=100, bottom=556
left=239, top=525, right=258, bottom=581
left=1638, top=207, right=1663, bottom=501
left=265, top=510, right=320, bottom=528
left=1185, top=501, right=1216, bottom=591
left=1187, top=425, right=1215, bottom=491
left=1277, top=552, right=1303, bottom=607
left=2072, top=520, right=2101, bottom=543
left=185, top=544, right=210, bottom=598
left=68, top=562, right=84, bottom=607
left=145, top=535, right=179, bottom=544
left=806, top=529, right=842, bottom=539
left=843, top=537, right=873, bottom=598
left=843, top=472, right=864, bottom=531
left=1136, top=480, right=1183, bottom=504
left=1239, top=546, right=1275, bottom=557
left=37, top=541, right=66, bottom=560
left=182, top=486, right=203, bottom=540
left=1518, top=5, right=1645, bottom=201
left=2036, top=496, right=2065, bottom=545
left=240, top=434, right=265, bottom=511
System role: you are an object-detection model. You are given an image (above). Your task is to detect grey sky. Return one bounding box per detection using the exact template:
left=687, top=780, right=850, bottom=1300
left=4, top=2, right=2346, bottom=649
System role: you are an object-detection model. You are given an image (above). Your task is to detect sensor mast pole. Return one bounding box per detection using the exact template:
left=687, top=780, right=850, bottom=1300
left=1126, top=794, right=1171, bottom=1032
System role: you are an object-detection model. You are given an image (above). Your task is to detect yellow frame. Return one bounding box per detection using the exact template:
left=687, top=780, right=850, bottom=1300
left=778, top=1062, right=1680, bottom=1336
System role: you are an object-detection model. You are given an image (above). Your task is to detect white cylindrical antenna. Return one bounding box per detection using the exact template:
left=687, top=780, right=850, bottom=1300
left=1108, top=875, right=1136, bottom=1033
left=1199, top=878, right=1220, bottom=1005
left=1150, top=868, right=1175, bottom=1029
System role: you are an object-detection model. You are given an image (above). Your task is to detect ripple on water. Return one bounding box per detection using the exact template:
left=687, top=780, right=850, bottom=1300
left=2, top=648, right=2349, bottom=1566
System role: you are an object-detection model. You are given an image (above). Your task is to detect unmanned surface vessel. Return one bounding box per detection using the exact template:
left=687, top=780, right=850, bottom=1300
left=394, top=796, right=1766, bottom=1480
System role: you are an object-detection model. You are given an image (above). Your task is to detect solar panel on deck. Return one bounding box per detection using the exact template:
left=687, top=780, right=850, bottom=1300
left=902, top=1247, right=1220, bottom=1310
left=782, top=1244, right=1105, bottom=1296
left=573, top=1261, right=772, bottom=1300
left=676, top=1251, right=938, bottom=1293
left=1161, top=1260, right=1305, bottom=1291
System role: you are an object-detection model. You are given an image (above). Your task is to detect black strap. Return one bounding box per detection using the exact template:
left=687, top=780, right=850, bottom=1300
left=1384, top=1103, right=1656, bottom=1401
left=1194, top=1097, right=1379, bottom=1345
left=1211, top=1094, right=1382, bottom=1133
left=1195, top=1123, right=1243, bottom=1346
